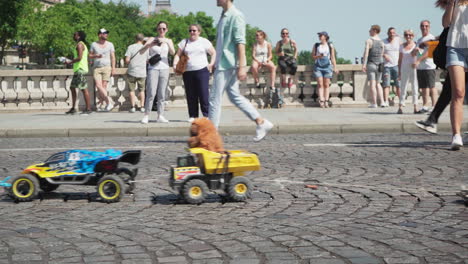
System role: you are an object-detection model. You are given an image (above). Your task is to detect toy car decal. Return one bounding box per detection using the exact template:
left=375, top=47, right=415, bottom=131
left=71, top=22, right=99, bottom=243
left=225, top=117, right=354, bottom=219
left=0, top=177, right=12, bottom=187
left=174, top=167, right=201, bottom=180
left=22, top=149, right=123, bottom=178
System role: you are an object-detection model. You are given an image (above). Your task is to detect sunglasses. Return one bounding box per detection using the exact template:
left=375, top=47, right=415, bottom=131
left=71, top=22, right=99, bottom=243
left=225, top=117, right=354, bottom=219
left=404, top=34, right=414, bottom=37
left=281, top=32, right=289, bottom=35
left=158, top=27, right=167, bottom=31
left=189, top=29, right=197, bottom=33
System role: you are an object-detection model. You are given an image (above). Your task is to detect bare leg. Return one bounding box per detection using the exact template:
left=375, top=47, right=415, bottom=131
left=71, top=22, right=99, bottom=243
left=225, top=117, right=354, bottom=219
left=324, top=78, right=331, bottom=107
left=449, top=65, right=466, bottom=135
left=70, top=88, right=77, bottom=109
left=430, top=87, right=438, bottom=107
left=251, top=61, right=260, bottom=85
left=82, top=89, right=91, bottom=111
left=369, top=80, right=377, bottom=105
left=376, top=82, right=384, bottom=106
left=317, top=77, right=325, bottom=107
left=129, top=91, right=136, bottom=108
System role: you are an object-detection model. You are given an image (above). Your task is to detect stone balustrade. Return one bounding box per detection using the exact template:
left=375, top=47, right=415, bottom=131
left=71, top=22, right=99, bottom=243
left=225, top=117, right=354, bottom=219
left=0, top=65, right=445, bottom=112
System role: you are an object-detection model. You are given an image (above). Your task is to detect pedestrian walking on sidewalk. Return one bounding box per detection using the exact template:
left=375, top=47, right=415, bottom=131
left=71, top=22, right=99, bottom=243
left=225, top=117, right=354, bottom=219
left=89, top=28, right=116, bottom=112
left=397, top=29, right=421, bottom=115
left=443, top=0, right=468, bottom=150
left=125, top=33, right=149, bottom=113
left=209, top=0, right=273, bottom=142
left=362, top=25, right=385, bottom=108
left=140, top=21, right=175, bottom=124
left=173, top=24, right=216, bottom=123
left=65, top=31, right=92, bottom=115
left=312, top=31, right=338, bottom=108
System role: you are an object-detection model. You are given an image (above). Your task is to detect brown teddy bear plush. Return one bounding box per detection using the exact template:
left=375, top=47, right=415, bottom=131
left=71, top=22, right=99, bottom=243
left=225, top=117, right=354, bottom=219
left=188, top=118, right=224, bottom=152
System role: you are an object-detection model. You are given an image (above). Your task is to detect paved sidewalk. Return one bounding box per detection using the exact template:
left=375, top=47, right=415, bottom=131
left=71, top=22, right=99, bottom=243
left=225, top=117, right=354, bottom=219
left=0, top=106, right=467, bottom=138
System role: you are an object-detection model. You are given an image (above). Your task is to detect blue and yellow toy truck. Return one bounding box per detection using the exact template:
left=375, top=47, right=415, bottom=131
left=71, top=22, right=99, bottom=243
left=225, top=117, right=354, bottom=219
left=4, top=149, right=140, bottom=203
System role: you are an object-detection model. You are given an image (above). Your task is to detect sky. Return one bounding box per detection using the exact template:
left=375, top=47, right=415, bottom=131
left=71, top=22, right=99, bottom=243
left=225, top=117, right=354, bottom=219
left=104, top=0, right=445, bottom=61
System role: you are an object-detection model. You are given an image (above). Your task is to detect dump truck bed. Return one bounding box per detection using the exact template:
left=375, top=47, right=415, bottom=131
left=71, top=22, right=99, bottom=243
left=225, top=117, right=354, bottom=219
left=189, top=148, right=260, bottom=175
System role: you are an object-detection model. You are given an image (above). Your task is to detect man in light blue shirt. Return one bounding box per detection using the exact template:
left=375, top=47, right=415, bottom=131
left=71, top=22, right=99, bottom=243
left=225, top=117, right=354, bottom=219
left=209, top=0, right=273, bottom=142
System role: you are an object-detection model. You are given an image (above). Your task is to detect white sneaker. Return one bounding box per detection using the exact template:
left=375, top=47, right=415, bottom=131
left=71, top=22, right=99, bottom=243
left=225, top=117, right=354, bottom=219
left=129, top=107, right=136, bottom=113
left=254, top=119, right=273, bottom=142
left=368, top=104, right=377, bottom=108
left=451, top=134, right=463, bottom=151
left=188, top=117, right=195, bottom=123
left=141, top=115, right=149, bottom=124
left=105, top=103, right=114, bottom=112
left=157, top=115, right=169, bottom=123
left=140, top=107, right=145, bottom=113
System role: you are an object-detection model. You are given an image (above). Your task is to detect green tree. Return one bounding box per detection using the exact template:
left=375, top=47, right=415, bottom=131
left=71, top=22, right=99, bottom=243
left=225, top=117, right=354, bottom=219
left=0, top=0, right=27, bottom=65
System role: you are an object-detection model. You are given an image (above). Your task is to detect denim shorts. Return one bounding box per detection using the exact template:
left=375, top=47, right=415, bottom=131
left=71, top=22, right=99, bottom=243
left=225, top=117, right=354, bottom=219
left=382, top=66, right=399, bottom=88
left=446, top=46, right=468, bottom=69
left=366, top=63, right=382, bottom=82
left=313, top=65, right=333, bottom=79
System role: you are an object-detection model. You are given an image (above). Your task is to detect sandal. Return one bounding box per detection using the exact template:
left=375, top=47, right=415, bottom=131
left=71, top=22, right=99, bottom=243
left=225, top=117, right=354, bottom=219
left=324, top=100, right=330, bottom=108
left=319, top=100, right=325, bottom=108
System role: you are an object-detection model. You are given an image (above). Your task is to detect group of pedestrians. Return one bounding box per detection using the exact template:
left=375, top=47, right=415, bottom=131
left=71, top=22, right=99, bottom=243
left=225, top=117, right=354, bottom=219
left=66, top=0, right=273, bottom=142
left=365, top=0, right=467, bottom=150
left=362, top=22, right=439, bottom=114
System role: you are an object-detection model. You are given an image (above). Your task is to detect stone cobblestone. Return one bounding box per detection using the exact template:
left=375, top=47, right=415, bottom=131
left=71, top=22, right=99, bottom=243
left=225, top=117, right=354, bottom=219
left=0, top=134, right=466, bottom=263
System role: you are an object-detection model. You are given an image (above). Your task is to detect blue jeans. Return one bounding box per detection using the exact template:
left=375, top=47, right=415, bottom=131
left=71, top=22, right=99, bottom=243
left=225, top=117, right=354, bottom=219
left=446, top=46, right=468, bottom=69
left=209, top=68, right=260, bottom=127
left=382, top=66, right=399, bottom=88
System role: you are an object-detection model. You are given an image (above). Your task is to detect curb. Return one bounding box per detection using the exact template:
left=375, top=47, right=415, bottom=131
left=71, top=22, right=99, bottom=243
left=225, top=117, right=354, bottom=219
left=0, top=122, right=461, bottom=138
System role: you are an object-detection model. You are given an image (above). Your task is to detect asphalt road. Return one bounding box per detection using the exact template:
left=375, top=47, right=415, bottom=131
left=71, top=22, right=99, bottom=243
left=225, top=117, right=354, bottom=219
left=0, top=133, right=467, bottom=264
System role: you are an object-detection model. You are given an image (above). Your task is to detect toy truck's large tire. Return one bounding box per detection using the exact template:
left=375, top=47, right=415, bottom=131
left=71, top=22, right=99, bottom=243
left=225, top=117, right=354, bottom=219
left=9, top=174, right=40, bottom=202
left=97, top=175, right=126, bottom=203
left=227, top=176, right=253, bottom=202
left=182, top=179, right=208, bottom=204
left=116, top=168, right=135, bottom=193
left=39, top=178, right=59, bottom=192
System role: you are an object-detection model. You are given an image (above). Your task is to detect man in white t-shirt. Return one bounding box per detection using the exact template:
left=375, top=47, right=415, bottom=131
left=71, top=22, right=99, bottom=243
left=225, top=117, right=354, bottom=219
left=125, top=33, right=149, bottom=113
left=382, top=27, right=401, bottom=107
left=413, top=20, right=438, bottom=113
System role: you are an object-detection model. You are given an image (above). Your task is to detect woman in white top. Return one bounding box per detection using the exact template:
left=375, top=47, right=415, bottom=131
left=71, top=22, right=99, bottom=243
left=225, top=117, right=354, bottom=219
left=312, top=31, right=338, bottom=108
left=397, top=29, right=421, bottom=114
left=443, top=0, right=468, bottom=150
left=173, top=24, right=216, bottom=122
left=251, top=30, right=276, bottom=89
left=141, top=21, right=175, bottom=124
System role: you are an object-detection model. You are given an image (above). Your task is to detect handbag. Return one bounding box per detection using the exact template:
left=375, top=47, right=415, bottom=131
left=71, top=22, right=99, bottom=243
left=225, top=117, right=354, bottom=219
left=175, top=39, right=189, bottom=75
left=378, top=63, right=384, bottom=73
left=433, top=27, right=449, bottom=70
left=148, top=53, right=161, bottom=66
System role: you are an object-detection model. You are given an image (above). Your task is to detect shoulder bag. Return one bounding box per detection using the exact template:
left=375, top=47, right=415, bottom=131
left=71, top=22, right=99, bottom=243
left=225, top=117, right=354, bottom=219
left=175, top=39, right=189, bottom=75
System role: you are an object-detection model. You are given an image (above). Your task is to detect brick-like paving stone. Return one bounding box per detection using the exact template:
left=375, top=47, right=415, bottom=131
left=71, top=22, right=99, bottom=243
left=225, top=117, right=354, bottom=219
left=0, top=134, right=467, bottom=263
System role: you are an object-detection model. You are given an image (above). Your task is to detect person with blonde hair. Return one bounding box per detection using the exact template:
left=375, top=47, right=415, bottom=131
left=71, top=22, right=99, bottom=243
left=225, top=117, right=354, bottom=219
left=397, top=29, right=421, bottom=114
left=443, top=0, right=468, bottom=150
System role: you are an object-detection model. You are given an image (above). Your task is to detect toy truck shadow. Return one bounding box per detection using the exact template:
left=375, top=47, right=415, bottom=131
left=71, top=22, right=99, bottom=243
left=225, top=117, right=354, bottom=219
left=168, top=148, right=260, bottom=204
left=6, top=150, right=141, bottom=203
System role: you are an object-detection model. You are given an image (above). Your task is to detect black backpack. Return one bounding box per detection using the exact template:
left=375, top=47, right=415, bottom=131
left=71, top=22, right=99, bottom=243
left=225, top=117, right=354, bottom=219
left=433, top=27, right=449, bottom=70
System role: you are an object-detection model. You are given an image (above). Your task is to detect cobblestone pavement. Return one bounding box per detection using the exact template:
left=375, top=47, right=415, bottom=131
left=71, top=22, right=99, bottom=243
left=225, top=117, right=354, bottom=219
left=0, top=134, right=467, bottom=264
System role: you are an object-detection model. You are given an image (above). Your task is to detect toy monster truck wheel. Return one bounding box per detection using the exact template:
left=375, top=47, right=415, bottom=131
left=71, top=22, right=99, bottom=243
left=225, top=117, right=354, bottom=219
left=227, top=176, right=253, bottom=202
left=182, top=179, right=208, bottom=204
left=9, top=174, right=39, bottom=202
left=97, top=175, right=126, bottom=203
left=39, top=178, right=59, bottom=192
left=116, top=168, right=135, bottom=193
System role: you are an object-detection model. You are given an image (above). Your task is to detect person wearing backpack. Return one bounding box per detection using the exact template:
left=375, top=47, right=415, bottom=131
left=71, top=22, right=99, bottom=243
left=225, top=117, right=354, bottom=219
left=312, top=32, right=338, bottom=108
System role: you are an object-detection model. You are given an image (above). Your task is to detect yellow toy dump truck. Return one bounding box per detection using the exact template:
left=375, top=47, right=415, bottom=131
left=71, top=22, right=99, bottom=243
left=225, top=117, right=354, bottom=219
left=169, top=148, right=260, bottom=204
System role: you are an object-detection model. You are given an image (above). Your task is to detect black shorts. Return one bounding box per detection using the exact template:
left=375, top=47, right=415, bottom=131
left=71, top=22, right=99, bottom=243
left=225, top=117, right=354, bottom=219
left=417, top=69, right=436, bottom=89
